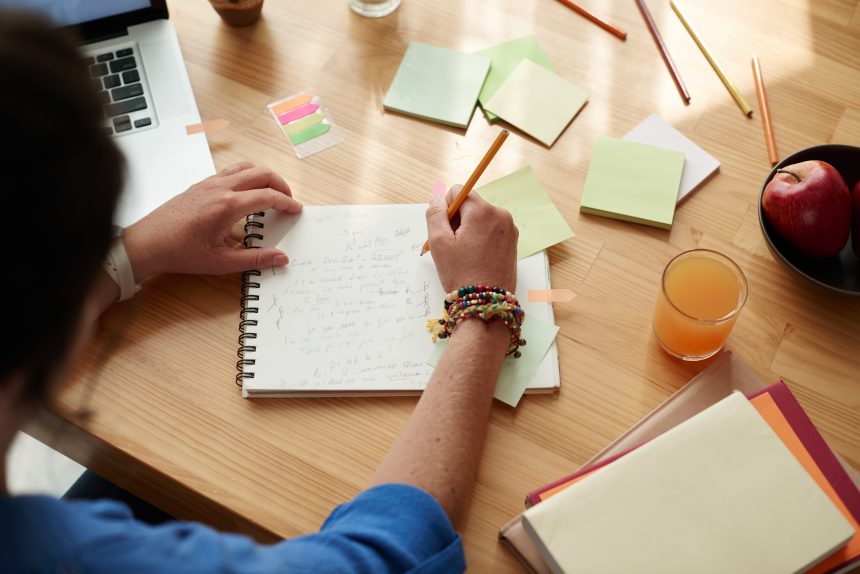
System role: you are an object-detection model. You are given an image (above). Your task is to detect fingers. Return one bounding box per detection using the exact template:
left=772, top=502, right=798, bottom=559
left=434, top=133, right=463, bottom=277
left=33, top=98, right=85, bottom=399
left=230, top=188, right=303, bottom=219
left=219, top=247, right=288, bottom=273
left=222, top=165, right=292, bottom=197
left=445, top=185, right=460, bottom=207
left=456, top=190, right=495, bottom=228
left=218, top=161, right=256, bottom=177
left=425, top=195, right=454, bottom=245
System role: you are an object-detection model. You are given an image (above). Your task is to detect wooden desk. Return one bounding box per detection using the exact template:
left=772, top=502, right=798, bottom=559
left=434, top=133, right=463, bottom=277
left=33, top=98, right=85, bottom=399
left=30, top=0, right=860, bottom=571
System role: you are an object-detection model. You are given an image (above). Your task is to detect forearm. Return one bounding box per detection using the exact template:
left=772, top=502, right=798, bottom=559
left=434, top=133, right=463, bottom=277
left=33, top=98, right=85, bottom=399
left=83, top=223, right=151, bottom=324
left=84, top=270, right=122, bottom=324
left=370, top=319, right=509, bottom=524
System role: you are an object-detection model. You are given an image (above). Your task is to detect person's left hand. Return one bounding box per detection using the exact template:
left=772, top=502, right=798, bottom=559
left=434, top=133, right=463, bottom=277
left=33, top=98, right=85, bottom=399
left=123, top=162, right=302, bottom=282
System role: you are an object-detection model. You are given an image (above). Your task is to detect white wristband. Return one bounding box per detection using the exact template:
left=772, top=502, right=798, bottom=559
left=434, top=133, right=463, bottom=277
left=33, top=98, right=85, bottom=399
left=103, top=226, right=142, bottom=302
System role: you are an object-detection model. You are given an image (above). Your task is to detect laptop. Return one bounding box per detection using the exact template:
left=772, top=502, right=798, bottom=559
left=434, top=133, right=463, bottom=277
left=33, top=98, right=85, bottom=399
left=1, top=0, right=216, bottom=226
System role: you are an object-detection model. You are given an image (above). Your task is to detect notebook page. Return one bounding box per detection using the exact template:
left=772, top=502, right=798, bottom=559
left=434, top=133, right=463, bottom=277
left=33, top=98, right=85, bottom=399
left=245, top=205, right=442, bottom=393
left=243, top=204, right=556, bottom=396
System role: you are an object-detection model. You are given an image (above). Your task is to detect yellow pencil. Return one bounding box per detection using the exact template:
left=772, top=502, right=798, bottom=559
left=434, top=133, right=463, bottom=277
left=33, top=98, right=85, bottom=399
left=670, top=0, right=753, bottom=117
left=420, top=130, right=509, bottom=256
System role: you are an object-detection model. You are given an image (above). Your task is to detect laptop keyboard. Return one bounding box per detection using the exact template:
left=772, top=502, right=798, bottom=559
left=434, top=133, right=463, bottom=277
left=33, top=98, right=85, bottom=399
left=85, top=46, right=154, bottom=136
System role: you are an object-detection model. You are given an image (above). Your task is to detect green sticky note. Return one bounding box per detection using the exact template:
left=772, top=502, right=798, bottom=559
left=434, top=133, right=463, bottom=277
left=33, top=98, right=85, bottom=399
left=283, top=112, right=324, bottom=135
left=427, top=316, right=559, bottom=408
left=484, top=59, right=588, bottom=147
left=478, top=166, right=574, bottom=259
left=474, top=36, right=555, bottom=123
left=288, top=122, right=330, bottom=145
left=579, top=136, right=685, bottom=229
left=384, top=43, right=491, bottom=129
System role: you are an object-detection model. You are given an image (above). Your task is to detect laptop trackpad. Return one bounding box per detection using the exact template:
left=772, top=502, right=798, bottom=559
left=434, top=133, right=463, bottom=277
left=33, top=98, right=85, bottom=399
left=139, top=41, right=192, bottom=120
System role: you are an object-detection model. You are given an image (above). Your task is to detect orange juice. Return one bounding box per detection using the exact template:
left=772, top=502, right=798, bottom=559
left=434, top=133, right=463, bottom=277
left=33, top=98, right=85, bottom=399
left=652, top=250, right=747, bottom=360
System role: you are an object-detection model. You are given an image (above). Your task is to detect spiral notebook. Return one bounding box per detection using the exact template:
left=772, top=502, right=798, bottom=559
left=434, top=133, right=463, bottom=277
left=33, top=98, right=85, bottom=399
left=237, top=204, right=559, bottom=398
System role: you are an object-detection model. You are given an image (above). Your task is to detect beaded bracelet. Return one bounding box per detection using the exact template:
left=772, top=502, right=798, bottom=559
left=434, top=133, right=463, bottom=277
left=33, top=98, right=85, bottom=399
left=427, top=284, right=526, bottom=358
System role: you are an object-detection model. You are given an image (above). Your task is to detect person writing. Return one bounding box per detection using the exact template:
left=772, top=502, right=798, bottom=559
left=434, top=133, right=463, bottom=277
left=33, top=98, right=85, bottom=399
left=0, top=12, right=518, bottom=573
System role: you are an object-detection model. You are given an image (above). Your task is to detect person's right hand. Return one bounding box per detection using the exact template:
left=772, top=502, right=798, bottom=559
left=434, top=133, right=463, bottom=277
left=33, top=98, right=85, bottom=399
left=425, top=186, right=518, bottom=294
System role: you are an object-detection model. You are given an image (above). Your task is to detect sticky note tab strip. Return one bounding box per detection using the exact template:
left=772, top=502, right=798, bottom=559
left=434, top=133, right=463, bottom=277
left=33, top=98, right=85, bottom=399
left=284, top=112, right=324, bottom=135
left=289, top=121, right=330, bottom=145
left=278, top=103, right=320, bottom=125
left=271, top=93, right=314, bottom=116
left=268, top=90, right=343, bottom=159
left=186, top=118, right=230, bottom=135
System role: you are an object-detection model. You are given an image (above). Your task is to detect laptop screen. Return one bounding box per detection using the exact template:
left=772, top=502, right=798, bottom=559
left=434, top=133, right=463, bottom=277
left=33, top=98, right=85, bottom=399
left=0, top=1, right=152, bottom=26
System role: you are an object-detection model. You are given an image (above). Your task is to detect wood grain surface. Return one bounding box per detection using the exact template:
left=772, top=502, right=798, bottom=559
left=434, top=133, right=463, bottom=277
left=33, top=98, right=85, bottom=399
left=27, top=0, right=860, bottom=571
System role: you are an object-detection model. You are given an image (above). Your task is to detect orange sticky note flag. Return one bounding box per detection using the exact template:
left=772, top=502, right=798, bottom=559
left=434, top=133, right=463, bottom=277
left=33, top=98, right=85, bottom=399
left=270, top=93, right=314, bottom=117
left=186, top=118, right=230, bottom=135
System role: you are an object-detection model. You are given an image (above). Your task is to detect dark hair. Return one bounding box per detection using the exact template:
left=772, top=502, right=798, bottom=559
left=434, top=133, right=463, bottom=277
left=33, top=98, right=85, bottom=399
left=0, top=11, right=124, bottom=403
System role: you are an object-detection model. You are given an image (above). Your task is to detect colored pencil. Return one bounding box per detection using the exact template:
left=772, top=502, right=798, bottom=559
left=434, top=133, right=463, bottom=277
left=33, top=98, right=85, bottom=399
left=670, top=0, right=753, bottom=117
left=556, top=0, right=627, bottom=41
left=634, top=0, right=690, bottom=104
left=751, top=56, right=778, bottom=166
left=420, top=130, right=509, bottom=257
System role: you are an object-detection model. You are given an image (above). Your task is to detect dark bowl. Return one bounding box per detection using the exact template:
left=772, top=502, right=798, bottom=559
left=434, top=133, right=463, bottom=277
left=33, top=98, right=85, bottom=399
left=757, top=144, right=860, bottom=296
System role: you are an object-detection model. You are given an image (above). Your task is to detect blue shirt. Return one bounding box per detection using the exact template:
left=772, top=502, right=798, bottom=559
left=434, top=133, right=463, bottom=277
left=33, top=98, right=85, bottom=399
left=0, top=483, right=465, bottom=573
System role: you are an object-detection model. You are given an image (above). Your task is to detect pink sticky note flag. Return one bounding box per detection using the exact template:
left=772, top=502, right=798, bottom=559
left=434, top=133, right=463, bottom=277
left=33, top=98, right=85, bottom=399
left=278, top=103, right=320, bottom=125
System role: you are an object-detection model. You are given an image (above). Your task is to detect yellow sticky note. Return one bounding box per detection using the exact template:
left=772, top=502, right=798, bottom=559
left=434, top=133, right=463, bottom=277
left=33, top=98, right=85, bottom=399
left=283, top=112, right=325, bottom=135
left=484, top=60, right=588, bottom=146
left=477, top=166, right=574, bottom=259
left=427, top=315, right=559, bottom=408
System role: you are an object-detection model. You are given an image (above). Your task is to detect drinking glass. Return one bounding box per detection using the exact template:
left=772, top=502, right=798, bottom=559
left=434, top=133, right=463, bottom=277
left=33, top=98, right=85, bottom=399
left=348, top=0, right=401, bottom=17
left=652, top=249, right=748, bottom=361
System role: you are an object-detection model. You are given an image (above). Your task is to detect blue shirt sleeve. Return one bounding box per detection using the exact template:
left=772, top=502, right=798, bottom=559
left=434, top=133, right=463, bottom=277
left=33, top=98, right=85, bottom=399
left=0, top=483, right=465, bottom=574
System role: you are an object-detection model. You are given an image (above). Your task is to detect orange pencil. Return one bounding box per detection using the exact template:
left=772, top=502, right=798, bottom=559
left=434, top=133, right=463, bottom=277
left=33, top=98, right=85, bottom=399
left=420, top=130, right=509, bottom=256
left=752, top=56, right=778, bottom=166
left=556, top=0, right=627, bottom=41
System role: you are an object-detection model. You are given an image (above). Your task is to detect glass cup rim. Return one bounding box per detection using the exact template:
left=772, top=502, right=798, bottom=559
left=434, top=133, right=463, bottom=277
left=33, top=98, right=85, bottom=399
left=660, top=248, right=749, bottom=324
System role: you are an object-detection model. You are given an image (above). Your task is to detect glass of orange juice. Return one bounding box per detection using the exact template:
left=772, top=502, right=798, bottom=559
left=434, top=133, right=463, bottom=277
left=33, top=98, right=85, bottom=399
left=652, top=249, right=748, bottom=361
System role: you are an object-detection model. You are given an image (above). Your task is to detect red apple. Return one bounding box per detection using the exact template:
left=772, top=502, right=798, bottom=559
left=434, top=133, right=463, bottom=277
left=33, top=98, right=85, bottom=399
left=853, top=179, right=860, bottom=257
left=762, top=160, right=851, bottom=258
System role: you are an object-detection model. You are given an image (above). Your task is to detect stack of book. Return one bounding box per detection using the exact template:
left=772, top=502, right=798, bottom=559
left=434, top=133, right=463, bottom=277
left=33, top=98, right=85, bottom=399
left=500, top=353, right=860, bottom=574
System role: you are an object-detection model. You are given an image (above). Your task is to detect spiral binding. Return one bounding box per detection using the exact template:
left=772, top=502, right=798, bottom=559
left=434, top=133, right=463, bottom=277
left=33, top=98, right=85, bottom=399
left=236, top=212, right=266, bottom=386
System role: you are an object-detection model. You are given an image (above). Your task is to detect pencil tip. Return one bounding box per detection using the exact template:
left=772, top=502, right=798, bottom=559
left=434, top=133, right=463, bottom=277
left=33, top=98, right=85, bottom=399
left=420, top=247, right=428, bottom=256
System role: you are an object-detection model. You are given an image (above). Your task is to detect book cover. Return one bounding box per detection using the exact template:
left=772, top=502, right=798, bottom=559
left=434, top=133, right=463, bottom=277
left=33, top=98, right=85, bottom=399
left=504, top=360, right=860, bottom=574
left=521, top=393, right=854, bottom=574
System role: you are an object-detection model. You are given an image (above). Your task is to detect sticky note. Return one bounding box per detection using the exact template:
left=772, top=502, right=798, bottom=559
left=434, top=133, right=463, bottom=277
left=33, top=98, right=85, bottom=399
left=624, top=114, right=720, bottom=203
left=474, top=36, right=556, bottom=122
left=278, top=103, right=319, bottom=125
left=268, top=91, right=343, bottom=159
left=477, top=166, right=574, bottom=259
left=484, top=59, right=588, bottom=146
left=427, top=315, right=559, bottom=407
left=271, top=93, right=313, bottom=116
left=185, top=118, right=230, bottom=135
left=384, top=43, right=491, bottom=129
left=579, top=136, right=685, bottom=229
left=283, top=112, right=324, bottom=135
left=288, top=122, right=330, bottom=145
